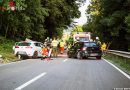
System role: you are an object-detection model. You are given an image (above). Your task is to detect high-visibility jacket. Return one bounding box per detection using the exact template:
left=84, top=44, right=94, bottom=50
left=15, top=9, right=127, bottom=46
left=60, top=42, right=64, bottom=47
left=41, top=47, right=48, bottom=56
left=52, top=40, right=58, bottom=47
left=101, top=43, right=107, bottom=51
left=68, top=44, right=71, bottom=49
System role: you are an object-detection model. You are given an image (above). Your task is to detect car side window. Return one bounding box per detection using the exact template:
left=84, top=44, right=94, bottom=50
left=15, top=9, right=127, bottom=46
left=40, top=43, right=44, bottom=47
left=34, top=43, right=41, bottom=47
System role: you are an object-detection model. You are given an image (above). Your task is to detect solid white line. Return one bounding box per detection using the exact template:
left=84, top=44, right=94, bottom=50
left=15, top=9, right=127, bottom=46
left=63, top=59, right=68, bottom=62
left=0, top=60, right=28, bottom=67
left=103, top=58, right=130, bottom=80
left=0, top=62, right=16, bottom=67
left=14, top=72, right=47, bottom=90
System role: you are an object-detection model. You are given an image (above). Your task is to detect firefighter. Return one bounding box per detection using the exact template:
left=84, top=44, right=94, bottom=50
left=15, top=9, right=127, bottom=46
left=52, top=38, right=59, bottom=57
left=59, top=40, right=64, bottom=54
left=41, top=44, right=48, bottom=60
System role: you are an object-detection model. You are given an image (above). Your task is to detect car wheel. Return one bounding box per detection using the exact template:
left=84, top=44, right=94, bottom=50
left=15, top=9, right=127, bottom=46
left=33, top=51, right=38, bottom=59
left=84, top=56, right=88, bottom=59
left=68, top=55, right=71, bottom=58
left=77, top=52, right=82, bottom=59
left=67, top=52, right=72, bottom=58
left=96, top=56, right=101, bottom=60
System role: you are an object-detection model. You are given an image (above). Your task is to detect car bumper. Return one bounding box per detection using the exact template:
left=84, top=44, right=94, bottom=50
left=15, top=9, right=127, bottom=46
left=82, top=51, right=102, bottom=57
left=17, top=51, right=34, bottom=57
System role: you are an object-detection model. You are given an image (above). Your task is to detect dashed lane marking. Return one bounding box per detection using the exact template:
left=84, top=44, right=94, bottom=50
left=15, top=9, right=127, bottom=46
left=14, top=72, right=47, bottom=90
left=63, top=59, right=68, bottom=62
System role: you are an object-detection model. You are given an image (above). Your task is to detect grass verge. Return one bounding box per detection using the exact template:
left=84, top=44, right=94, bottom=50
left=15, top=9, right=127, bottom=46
left=0, top=36, right=18, bottom=63
left=103, top=53, right=130, bottom=75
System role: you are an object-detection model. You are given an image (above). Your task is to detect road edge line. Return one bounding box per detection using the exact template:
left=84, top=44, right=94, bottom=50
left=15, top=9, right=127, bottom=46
left=14, top=72, right=47, bottom=90
left=0, top=59, right=35, bottom=67
left=0, top=62, right=16, bottom=67
left=103, top=58, right=130, bottom=80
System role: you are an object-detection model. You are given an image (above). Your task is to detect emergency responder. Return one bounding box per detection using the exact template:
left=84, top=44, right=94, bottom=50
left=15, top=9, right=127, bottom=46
left=74, top=37, right=80, bottom=44
left=52, top=38, right=59, bottom=57
left=45, top=37, right=52, bottom=47
left=101, top=42, right=107, bottom=55
left=67, top=43, right=71, bottom=50
left=45, top=37, right=53, bottom=59
left=59, top=40, right=64, bottom=54
left=41, top=44, right=48, bottom=60
left=95, top=37, right=101, bottom=46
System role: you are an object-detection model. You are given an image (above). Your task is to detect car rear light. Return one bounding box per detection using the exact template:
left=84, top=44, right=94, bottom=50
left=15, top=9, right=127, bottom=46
left=81, top=47, right=87, bottom=51
left=15, top=46, right=19, bottom=48
left=26, top=46, right=32, bottom=48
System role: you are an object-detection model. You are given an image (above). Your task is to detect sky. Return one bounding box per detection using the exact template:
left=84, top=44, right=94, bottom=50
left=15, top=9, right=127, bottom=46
left=74, top=0, right=90, bottom=26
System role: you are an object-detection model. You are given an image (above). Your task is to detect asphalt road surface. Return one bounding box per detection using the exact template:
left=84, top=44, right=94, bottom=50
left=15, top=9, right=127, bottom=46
left=0, top=55, right=130, bottom=90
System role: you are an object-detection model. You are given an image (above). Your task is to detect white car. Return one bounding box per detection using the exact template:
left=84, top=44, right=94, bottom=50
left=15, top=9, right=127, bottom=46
left=13, top=41, right=43, bottom=59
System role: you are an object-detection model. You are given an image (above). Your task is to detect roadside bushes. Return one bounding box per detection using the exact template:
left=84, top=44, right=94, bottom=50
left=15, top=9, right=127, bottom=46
left=0, top=36, right=17, bottom=62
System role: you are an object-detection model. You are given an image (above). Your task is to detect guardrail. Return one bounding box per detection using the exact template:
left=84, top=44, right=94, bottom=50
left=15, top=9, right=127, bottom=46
left=108, top=50, right=130, bottom=59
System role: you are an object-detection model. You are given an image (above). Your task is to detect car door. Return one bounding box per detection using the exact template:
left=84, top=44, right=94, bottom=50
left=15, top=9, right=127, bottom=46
left=34, top=43, right=43, bottom=57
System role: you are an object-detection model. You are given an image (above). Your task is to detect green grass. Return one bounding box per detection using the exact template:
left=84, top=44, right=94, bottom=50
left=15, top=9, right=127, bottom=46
left=104, top=53, right=130, bottom=73
left=0, top=36, right=18, bottom=63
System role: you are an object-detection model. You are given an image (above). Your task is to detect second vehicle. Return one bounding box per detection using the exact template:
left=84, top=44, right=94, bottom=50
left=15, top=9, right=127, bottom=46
left=67, top=41, right=102, bottom=59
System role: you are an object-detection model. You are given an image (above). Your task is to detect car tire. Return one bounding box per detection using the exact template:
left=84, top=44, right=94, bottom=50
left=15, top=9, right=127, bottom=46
left=67, top=52, right=72, bottom=58
left=77, top=52, right=82, bottom=59
left=33, top=51, right=38, bottom=59
left=85, top=56, right=88, bottom=59
left=96, top=56, right=101, bottom=60
left=68, top=55, right=71, bottom=58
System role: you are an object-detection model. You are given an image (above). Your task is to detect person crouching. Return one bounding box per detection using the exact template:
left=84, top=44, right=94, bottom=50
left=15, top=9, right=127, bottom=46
left=41, top=44, right=48, bottom=60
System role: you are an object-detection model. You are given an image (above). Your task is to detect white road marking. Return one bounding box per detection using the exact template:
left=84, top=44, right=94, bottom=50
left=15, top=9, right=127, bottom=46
left=14, top=72, right=47, bottom=90
left=0, top=62, right=16, bottom=67
left=0, top=60, right=29, bottom=67
left=63, top=59, right=68, bottom=62
left=103, top=58, right=130, bottom=80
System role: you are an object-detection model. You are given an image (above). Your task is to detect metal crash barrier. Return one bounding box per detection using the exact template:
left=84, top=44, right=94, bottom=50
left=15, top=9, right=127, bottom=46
left=108, top=50, right=130, bottom=59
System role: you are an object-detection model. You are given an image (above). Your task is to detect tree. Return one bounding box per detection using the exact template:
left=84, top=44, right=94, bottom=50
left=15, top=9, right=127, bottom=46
left=70, top=25, right=83, bottom=36
left=83, top=0, right=130, bottom=51
left=0, top=0, right=86, bottom=42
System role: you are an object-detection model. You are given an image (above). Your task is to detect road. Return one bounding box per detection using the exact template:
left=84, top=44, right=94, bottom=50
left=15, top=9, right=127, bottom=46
left=0, top=55, right=130, bottom=90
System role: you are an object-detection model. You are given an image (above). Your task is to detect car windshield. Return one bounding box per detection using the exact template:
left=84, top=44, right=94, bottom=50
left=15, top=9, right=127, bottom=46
left=17, top=42, right=31, bottom=46
left=84, top=42, right=97, bottom=47
left=79, top=37, right=89, bottom=42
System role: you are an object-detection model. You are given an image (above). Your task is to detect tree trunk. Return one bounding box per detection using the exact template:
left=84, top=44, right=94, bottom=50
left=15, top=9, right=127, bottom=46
left=5, top=24, right=8, bottom=38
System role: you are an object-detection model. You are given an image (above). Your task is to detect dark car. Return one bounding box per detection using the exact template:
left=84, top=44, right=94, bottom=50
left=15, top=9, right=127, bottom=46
left=67, top=41, right=102, bottom=59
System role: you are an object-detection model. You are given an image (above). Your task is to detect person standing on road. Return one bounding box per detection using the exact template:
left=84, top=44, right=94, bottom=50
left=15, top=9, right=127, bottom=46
left=101, top=42, right=107, bottom=55
left=67, top=43, right=71, bottom=50
left=52, top=38, right=59, bottom=57
left=59, top=40, right=64, bottom=54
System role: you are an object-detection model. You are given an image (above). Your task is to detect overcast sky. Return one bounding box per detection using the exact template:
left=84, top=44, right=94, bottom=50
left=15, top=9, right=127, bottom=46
left=74, top=0, right=90, bottom=26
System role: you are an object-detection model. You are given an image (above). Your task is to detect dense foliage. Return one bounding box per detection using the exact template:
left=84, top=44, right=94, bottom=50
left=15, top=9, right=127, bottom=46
left=67, top=25, right=83, bottom=44
left=0, top=0, right=85, bottom=41
left=83, top=0, right=130, bottom=51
